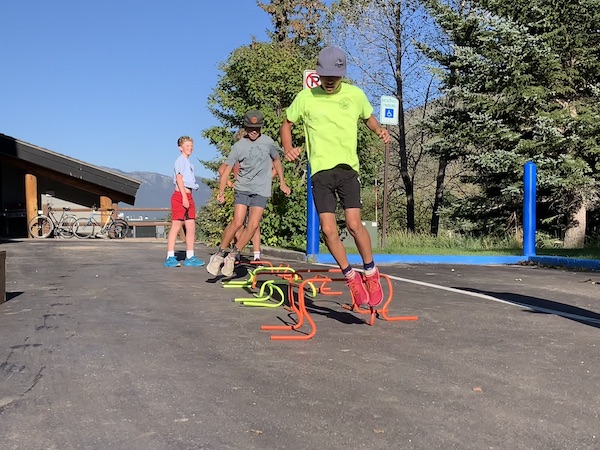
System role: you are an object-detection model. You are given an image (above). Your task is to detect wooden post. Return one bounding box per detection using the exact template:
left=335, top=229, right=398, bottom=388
left=25, top=174, right=38, bottom=238
left=99, top=196, right=112, bottom=223
left=381, top=125, right=390, bottom=249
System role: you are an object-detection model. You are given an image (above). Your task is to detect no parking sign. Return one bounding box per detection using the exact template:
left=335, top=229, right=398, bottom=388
left=303, top=70, right=321, bottom=90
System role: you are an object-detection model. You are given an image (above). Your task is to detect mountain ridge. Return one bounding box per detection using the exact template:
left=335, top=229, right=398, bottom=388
left=105, top=168, right=212, bottom=211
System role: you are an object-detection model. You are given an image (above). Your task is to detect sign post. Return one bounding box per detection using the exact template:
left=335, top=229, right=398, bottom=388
left=379, top=95, right=399, bottom=249
left=304, top=69, right=322, bottom=259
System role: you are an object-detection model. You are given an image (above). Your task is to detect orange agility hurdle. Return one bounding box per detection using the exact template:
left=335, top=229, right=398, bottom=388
left=260, top=270, right=418, bottom=341
left=341, top=273, right=418, bottom=325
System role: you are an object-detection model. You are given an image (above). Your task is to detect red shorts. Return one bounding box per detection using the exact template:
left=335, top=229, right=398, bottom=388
left=171, top=191, right=196, bottom=220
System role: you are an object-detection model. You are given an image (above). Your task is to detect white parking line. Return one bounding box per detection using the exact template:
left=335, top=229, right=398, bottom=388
left=315, top=263, right=600, bottom=325
left=384, top=273, right=600, bottom=326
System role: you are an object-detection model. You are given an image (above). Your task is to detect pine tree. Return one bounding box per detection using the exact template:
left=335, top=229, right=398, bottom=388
left=420, top=0, right=600, bottom=242
left=477, top=0, right=600, bottom=246
left=199, top=41, right=314, bottom=247
left=258, top=0, right=327, bottom=49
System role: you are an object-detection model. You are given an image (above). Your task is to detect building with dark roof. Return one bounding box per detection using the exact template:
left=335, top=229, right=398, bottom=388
left=0, top=133, right=140, bottom=237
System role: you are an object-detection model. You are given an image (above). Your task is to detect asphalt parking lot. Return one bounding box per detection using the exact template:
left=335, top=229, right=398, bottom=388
left=1, top=239, right=599, bottom=450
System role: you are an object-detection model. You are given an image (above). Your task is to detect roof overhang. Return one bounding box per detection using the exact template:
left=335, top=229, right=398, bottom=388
left=0, top=133, right=140, bottom=204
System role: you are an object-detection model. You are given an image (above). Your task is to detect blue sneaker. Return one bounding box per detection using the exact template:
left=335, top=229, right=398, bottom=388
left=164, top=256, right=180, bottom=268
left=183, top=256, right=205, bottom=267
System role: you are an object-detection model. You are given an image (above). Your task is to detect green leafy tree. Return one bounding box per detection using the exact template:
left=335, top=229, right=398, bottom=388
left=199, top=1, right=384, bottom=250
left=420, top=0, right=600, bottom=245
left=258, top=0, right=327, bottom=47
left=198, top=41, right=314, bottom=248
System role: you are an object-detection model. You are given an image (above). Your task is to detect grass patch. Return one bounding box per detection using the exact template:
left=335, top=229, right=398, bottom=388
left=536, top=248, right=600, bottom=260
left=321, top=230, right=600, bottom=260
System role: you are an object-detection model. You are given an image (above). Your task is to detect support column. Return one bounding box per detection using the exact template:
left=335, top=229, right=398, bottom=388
left=100, top=196, right=113, bottom=223
left=306, top=164, right=320, bottom=262
left=25, top=174, right=38, bottom=237
left=523, top=161, right=537, bottom=257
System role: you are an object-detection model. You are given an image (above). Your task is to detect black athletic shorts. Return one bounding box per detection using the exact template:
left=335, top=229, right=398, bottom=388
left=311, top=164, right=362, bottom=214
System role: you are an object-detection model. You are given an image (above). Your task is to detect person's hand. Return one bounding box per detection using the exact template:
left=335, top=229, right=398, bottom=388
left=182, top=199, right=190, bottom=209
left=377, top=128, right=390, bottom=144
left=280, top=183, right=291, bottom=196
left=217, top=192, right=225, bottom=204
left=284, top=147, right=302, bottom=162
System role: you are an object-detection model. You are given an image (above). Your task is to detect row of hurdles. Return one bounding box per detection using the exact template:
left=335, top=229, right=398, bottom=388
left=221, top=260, right=418, bottom=341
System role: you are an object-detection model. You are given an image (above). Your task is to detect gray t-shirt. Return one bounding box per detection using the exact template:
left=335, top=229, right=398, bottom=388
left=226, top=134, right=281, bottom=198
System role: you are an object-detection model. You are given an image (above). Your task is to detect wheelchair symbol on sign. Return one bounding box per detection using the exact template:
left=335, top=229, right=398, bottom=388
left=385, top=108, right=395, bottom=118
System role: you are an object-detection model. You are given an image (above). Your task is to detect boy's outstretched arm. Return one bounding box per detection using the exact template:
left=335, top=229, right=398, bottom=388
left=364, top=114, right=391, bottom=144
left=281, top=118, right=302, bottom=161
left=272, top=158, right=291, bottom=196
left=218, top=163, right=235, bottom=188
left=217, top=164, right=233, bottom=204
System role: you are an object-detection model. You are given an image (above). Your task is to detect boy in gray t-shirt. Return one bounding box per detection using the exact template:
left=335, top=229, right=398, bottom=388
left=206, top=110, right=291, bottom=277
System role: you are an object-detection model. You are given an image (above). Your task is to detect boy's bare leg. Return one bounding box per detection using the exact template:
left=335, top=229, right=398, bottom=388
left=320, top=209, right=372, bottom=307
left=318, top=212, right=350, bottom=269
left=346, top=207, right=382, bottom=306
left=219, top=204, right=248, bottom=251
left=233, top=207, right=264, bottom=251
left=344, top=208, right=373, bottom=264
left=167, top=221, right=183, bottom=252
left=233, top=226, right=243, bottom=246
left=252, top=227, right=261, bottom=252
left=184, top=218, right=196, bottom=251
left=252, top=227, right=261, bottom=260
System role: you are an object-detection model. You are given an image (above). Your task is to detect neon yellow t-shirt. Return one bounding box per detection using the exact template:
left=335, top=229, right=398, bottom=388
left=285, top=83, right=373, bottom=175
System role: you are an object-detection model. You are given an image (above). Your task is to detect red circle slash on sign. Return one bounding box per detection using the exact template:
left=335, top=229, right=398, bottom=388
left=304, top=70, right=321, bottom=89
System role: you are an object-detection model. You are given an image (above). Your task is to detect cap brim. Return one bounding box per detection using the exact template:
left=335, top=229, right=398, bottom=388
left=316, top=69, right=345, bottom=77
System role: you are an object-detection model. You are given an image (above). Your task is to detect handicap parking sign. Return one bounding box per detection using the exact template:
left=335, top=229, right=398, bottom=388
left=380, top=96, right=399, bottom=125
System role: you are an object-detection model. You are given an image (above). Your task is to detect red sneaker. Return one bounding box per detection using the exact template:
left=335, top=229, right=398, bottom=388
left=346, top=272, right=370, bottom=307
left=365, top=268, right=384, bottom=307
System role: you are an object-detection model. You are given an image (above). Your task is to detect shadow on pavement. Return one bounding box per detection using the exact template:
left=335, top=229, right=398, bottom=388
left=457, top=287, right=600, bottom=329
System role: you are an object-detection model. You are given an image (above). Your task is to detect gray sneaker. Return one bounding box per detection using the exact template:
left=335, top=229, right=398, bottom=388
left=206, top=253, right=225, bottom=276
left=221, top=253, right=236, bottom=277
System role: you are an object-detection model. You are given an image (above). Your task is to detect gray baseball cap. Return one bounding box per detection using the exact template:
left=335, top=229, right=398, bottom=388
left=316, top=46, right=346, bottom=77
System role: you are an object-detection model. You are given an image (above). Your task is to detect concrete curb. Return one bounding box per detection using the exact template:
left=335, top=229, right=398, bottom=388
left=260, top=246, right=307, bottom=262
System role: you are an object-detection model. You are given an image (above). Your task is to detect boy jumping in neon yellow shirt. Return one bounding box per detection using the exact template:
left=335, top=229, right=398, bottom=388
left=281, top=46, right=390, bottom=307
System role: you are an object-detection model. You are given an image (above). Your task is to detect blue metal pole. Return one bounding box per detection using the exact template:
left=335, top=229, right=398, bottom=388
left=306, top=163, right=320, bottom=260
left=523, top=161, right=537, bottom=257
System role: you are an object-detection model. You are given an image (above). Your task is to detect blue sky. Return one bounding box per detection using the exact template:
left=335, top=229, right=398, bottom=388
left=0, top=1, right=275, bottom=178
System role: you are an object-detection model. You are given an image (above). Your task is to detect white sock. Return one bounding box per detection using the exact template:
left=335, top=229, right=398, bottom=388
left=253, top=251, right=260, bottom=261
left=186, top=250, right=194, bottom=259
left=344, top=268, right=357, bottom=279
left=365, top=267, right=377, bottom=277
left=167, top=251, right=175, bottom=258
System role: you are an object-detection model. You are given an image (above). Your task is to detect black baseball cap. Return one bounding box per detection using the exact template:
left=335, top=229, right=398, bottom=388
left=243, top=110, right=264, bottom=128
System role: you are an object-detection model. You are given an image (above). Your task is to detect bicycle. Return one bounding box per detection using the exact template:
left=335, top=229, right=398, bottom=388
left=73, top=206, right=130, bottom=239
left=28, top=204, right=78, bottom=239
